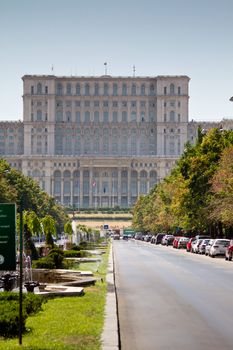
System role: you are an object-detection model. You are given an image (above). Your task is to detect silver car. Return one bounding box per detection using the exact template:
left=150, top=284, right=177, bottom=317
left=205, top=239, right=215, bottom=256
left=209, top=239, right=230, bottom=257
left=198, top=239, right=211, bottom=254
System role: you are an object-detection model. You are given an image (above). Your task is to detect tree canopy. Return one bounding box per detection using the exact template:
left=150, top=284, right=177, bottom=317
left=132, top=128, right=233, bottom=237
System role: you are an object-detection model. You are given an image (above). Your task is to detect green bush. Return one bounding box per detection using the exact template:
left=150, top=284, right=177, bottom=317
left=32, top=256, right=56, bottom=269
left=48, top=248, right=64, bottom=268
left=72, top=245, right=81, bottom=251
left=0, top=292, right=44, bottom=338
left=63, top=250, right=90, bottom=258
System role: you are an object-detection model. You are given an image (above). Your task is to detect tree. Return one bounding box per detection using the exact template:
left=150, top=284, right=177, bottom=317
left=41, top=215, right=56, bottom=248
left=209, top=145, right=233, bottom=227
left=64, top=221, right=73, bottom=239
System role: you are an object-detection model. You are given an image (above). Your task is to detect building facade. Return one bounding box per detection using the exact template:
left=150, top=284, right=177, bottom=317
left=1, top=74, right=191, bottom=208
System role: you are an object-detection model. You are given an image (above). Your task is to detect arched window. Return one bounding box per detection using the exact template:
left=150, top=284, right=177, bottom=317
left=84, top=111, right=90, bottom=123
left=140, top=170, right=147, bottom=194
left=113, top=83, right=118, bottom=96
left=37, top=83, right=42, bottom=94
left=54, top=170, right=61, bottom=195
left=131, top=84, right=136, bottom=96
left=113, top=111, right=118, bottom=122
left=32, top=169, right=40, bottom=178
left=178, top=86, right=181, bottom=95
left=122, top=84, right=127, bottom=96
left=103, top=111, right=109, bottom=122
left=94, top=83, right=99, bottom=96
left=64, top=170, right=71, bottom=194
left=85, top=83, right=90, bottom=96
left=141, top=84, right=145, bottom=95
left=66, top=83, right=72, bottom=95
left=131, top=170, right=138, bottom=196
left=170, top=111, right=175, bottom=122
left=94, top=111, right=99, bottom=122
left=76, top=111, right=80, bottom=122
left=170, top=83, right=175, bottom=95
left=122, top=111, right=127, bottom=122
left=131, top=111, right=137, bottom=122
left=56, top=83, right=63, bottom=96
left=73, top=170, right=80, bottom=195
left=104, top=83, right=108, bottom=96
left=149, top=170, right=157, bottom=189
left=56, top=111, right=63, bottom=122
left=66, top=111, right=71, bottom=122
left=76, top=83, right=80, bottom=95
left=36, top=110, right=42, bottom=121
left=149, top=84, right=155, bottom=95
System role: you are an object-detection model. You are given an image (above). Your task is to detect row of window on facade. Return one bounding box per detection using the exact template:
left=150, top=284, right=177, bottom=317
left=31, top=169, right=158, bottom=178
left=31, top=82, right=181, bottom=96
left=54, top=137, right=157, bottom=156
left=55, top=100, right=157, bottom=108
left=32, top=110, right=158, bottom=123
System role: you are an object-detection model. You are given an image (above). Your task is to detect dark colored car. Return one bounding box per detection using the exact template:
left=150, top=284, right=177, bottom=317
left=154, top=233, right=165, bottom=245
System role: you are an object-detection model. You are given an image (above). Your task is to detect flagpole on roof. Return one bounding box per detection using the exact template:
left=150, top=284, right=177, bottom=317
left=104, top=62, right=107, bottom=75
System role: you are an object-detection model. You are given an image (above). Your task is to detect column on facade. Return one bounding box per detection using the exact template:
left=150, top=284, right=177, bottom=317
left=137, top=173, right=140, bottom=196
left=50, top=176, right=54, bottom=197
left=89, top=168, right=93, bottom=207
left=118, top=169, right=121, bottom=207
left=80, top=169, right=83, bottom=207
left=61, top=175, right=64, bottom=205
left=127, top=169, right=131, bottom=207
left=70, top=175, right=74, bottom=207
left=146, top=173, right=150, bottom=194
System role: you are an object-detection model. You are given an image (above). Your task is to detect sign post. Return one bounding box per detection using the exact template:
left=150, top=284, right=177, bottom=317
left=0, top=203, right=16, bottom=271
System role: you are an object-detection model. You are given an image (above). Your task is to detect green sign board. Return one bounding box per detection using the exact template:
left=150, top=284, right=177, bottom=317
left=0, top=203, right=16, bottom=271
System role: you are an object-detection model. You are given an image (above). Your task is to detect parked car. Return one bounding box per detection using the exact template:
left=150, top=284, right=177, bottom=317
left=154, top=233, right=166, bottom=245
left=225, top=240, right=233, bottom=261
left=113, top=234, right=120, bottom=240
left=166, top=235, right=175, bottom=246
left=195, top=235, right=210, bottom=240
left=144, top=234, right=152, bottom=242
left=177, top=237, right=189, bottom=249
left=198, top=239, right=211, bottom=254
left=191, top=239, right=203, bottom=253
left=173, top=237, right=181, bottom=249
left=161, top=235, right=174, bottom=246
left=186, top=237, right=196, bottom=252
left=135, top=232, right=143, bottom=240
left=205, top=239, right=215, bottom=256
left=209, top=239, right=230, bottom=257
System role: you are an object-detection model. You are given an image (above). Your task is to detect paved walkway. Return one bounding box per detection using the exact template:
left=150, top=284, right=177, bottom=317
left=101, top=243, right=119, bottom=350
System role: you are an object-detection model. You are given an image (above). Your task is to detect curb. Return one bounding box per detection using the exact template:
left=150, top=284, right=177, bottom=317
left=101, top=243, right=119, bottom=350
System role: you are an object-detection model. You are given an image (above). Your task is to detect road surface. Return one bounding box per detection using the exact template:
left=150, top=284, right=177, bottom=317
left=113, top=239, right=233, bottom=350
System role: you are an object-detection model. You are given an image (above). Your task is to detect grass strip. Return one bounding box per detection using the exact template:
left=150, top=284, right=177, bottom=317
left=0, top=245, right=110, bottom=350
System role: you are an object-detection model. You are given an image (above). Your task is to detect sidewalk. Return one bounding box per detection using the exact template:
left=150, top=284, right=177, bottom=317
left=101, top=243, right=119, bottom=350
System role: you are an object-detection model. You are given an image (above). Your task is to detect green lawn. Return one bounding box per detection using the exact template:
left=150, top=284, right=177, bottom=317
left=0, top=246, right=109, bottom=350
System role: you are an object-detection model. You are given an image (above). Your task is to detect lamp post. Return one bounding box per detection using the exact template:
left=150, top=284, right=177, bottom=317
left=19, top=197, right=23, bottom=345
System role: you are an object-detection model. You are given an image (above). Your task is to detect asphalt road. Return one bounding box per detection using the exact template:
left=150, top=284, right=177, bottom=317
left=113, top=239, right=233, bottom=350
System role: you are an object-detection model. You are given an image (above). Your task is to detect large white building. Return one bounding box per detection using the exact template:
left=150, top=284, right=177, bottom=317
left=0, top=74, right=197, bottom=208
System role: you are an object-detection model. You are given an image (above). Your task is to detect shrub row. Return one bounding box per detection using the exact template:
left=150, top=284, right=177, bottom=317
left=0, top=292, right=44, bottom=338
left=63, top=250, right=90, bottom=258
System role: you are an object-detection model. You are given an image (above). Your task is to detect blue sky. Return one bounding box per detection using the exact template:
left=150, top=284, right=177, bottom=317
left=0, top=0, right=233, bottom=121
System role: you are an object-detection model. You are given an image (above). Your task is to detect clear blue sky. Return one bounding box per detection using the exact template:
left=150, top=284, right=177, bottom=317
left=0, top=0, right=233, bottom=121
